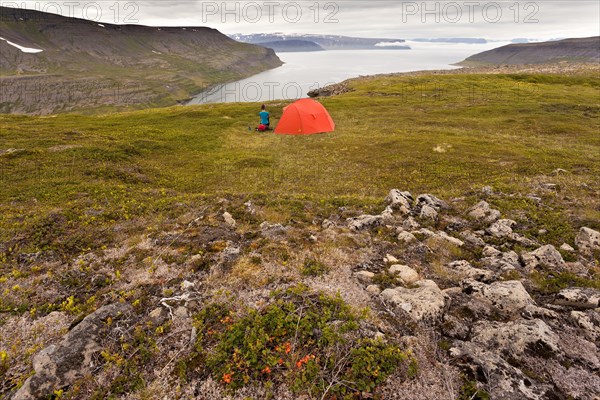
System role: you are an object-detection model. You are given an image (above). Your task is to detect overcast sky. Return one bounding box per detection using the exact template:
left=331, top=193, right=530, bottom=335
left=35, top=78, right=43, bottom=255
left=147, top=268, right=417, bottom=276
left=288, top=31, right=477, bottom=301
left=6, top=1, right=600, bottom=40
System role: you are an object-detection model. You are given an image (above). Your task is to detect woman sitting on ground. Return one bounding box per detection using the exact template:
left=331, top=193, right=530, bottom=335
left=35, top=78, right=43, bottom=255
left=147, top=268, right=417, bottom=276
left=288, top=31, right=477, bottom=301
left=258, top=104, right=270, bottom=130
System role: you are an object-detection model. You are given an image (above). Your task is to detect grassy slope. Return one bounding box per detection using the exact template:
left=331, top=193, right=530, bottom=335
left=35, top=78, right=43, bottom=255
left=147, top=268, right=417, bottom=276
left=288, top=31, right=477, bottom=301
left=1, top=72, right=599, bottom=257
left=0, top=70, right=600, bottom=227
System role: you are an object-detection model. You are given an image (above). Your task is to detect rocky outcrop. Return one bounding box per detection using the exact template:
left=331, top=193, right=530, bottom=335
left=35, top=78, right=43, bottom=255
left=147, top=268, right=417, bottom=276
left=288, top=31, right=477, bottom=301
left=451, top=341, right=555, bottom=399
left=554, top=287, right=600, bottom=309
left=480, top=250, right=520, bottom=272
left=385, top=189, right=413, bottom=214
left=486, top=219, right=517, bottom=238
left=222, top=212, right=236, bottom=228
left=521, top=244, right=566, bottom=271
left=381, top=280, right=448, bottom=323
left=388, top=264, right=420, bottom=285
left=13, top=303, right=132, bottom=400
left=447, top=260, right=494, bottom=282
left=471, top=319, right=560, bottom=359
left=462, top=279, right=534, bottom=315
left=575, top=227, right=600, bottom=255
left=467, top=201, right=501, bottom=224
left=415, top=194, right=448, bottom=212
left=347, top=214, right=384, bottom=232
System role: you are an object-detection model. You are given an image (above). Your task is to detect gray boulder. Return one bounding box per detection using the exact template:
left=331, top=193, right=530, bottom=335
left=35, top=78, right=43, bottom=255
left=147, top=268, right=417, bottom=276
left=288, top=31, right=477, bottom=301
left=13, top=303, right=132, bottom=400
left=450, top=341, right=554, bottom=400
left=354, top=270, right=375, bottom=284
left=436, top=231, right=464, bottom=247
left=486, top=219, right=517, bottom=238
left=570, top=311, right=600, bottom=341
left=471, top=319, right=560, bottom=359
left=381, top=279, right=448, bottom=323
left=467, top=201, right=501, bottom=224
left=482, top=245, right=502, bottom=257
left=508, top=233, right=540, bottom=248
left=222, top=212, right=236, bottom=228
left=346, top=214, right=383, bottom=232
left=575, top=227, right=600, bottom=255
left=388, top=264, right=420, bottom=285
left=397, top=231, right=417, bottom=244
left=554, top=287, right=600, bottom=309
left=402, top=216, right=420, bottom=231
left=480, top=250, right=520, bottom=272
left=385, top=189, right=413, bottom=214
left=447, top=260, right=494, bottom=282
left=521, top=245, right=565, bottom=271
left=462, top=279, right=534, bottom=315
left=560, top=243, right=575, bottom=252
left=460, top=230, right=486, bottom=247
left=260, top=221, right=288, bottom=238
left=415, top=194, right=448, bottom=211
left=419, top=204, right=438, bottom=221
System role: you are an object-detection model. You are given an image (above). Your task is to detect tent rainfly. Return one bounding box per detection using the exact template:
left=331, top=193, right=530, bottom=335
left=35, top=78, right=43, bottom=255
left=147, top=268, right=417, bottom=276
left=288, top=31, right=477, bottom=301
left=274, top=98, right=335, bottom=135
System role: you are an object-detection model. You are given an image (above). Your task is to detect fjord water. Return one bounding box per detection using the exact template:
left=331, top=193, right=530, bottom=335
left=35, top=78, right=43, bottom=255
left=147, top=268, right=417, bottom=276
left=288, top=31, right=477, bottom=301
left=188, top=41, right=509, bottom=104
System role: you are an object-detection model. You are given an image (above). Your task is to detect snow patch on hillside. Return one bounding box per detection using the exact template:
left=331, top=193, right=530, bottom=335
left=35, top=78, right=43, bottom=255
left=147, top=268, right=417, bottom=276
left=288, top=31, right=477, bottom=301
left=0, top=37, right=43, bottom=53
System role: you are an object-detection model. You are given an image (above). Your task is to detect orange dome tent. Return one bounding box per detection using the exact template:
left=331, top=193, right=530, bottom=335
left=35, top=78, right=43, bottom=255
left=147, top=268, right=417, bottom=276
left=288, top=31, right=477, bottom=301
left=274, top=98, right=335, bottom=135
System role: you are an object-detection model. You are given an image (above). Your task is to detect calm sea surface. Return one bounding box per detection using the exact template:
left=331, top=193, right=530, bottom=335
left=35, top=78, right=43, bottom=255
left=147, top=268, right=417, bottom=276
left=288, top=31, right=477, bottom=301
left=187, top=41, right=509, bottom=104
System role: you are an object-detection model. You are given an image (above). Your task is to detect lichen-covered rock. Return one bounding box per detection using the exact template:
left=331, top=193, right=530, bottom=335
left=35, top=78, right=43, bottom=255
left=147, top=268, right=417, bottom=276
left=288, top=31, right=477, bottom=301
left=419, top=204, right=438, bottom=221
left=354, top=270, right=375, bottom=284
left=521, top=245, right=565, bottom=271
left=450, top=341, right=554, bottom=400
left=388, top=264, right=420, bottom=285
left=322, top=219, right=335, bottom=229
left=436, top=231, right=464, bottom=247
left=462, top=279, right=534, bottom=315
left=13, top=303, right=132, bottom=400
left=346, top=214, right=383, bottom=232
left=380, top=206, right=394, bottom=223
left=397, top=231, right=417, bottom=244
left=415, top=194, right=448, bottom=211
left=259, top=221, right=287, bottom=238
left=575, top=227, right=600, bottom=255
left=366, top=284, right=381, bottom=295
left=460, top=230, right=486, bottom=247
left=385, top=189, right=413, bottom=214
left=441, top=314, right=469, bottom=340
left=381, top=280, right=448, bottom=323
left=383, top=254, right=399, bottom=264
left=559, top=332, right=600, bottom=370
left=486, top=219, right=516, bottom=238
left=447, top=260, right=494, bottom=282
left=471, top=319, right=560, bottom=359
left=467, top=201, right=501, bottom=224
left=521, top=305, right=559, bottom=321
left=402, top=216, right=420, bottom=231
left=508, top=233, right=539, bottom=248
left=560, top=243, right=575, bottom=252
left=222, top=211, right=236, bottom=228
left=570, top=311, right=600, bottom=341
left=480, top=250, right=520, bottom=272
left=554, top=287, right=600, bottom=309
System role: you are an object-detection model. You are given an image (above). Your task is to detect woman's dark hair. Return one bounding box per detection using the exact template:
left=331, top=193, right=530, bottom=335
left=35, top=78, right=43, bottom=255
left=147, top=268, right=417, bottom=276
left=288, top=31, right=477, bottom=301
left=261, top=104, right=266, bottom=110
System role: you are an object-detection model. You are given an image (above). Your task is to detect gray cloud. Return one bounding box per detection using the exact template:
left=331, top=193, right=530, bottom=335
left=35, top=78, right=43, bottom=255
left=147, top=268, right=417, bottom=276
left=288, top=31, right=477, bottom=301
left=6, top=1, right=599, bottom=40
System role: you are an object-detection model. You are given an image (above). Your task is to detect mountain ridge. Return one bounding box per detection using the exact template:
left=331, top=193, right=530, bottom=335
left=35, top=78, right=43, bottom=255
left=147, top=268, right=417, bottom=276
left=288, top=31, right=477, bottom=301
left=459, top=36, right=599, bottom=65
left=0, top=6, right=282, bottom=114
left=230, top=33, right=410, bottom=50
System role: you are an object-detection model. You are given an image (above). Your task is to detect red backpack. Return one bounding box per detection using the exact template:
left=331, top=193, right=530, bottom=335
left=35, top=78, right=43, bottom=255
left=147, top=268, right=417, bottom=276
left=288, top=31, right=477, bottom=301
left=257, top=124, right=267, bottom=132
